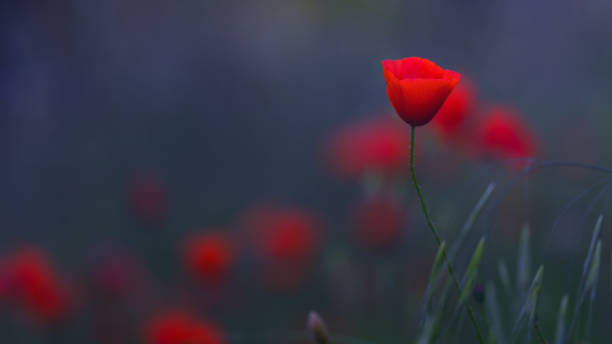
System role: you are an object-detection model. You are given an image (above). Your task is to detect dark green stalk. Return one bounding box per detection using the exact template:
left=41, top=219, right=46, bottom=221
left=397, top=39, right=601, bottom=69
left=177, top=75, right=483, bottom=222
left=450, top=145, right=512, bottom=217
left=534, top=322, right=549, bottom=344
left=409, top=126, right=485, bottom=344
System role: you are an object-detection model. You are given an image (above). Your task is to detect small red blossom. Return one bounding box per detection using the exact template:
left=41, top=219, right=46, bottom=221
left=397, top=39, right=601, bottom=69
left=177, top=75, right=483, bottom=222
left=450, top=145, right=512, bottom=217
left=431, top=79, right=476, bottom=140
left=352, top=193, right=405, bottom=249
left=145, top=311, right=225, bottom=344
left=128, top=173, right=168, bottom=223
left=86, top=245, right=146, bottom=299
left=326, top=117, right=411, bottom=178
left=183, top=232, right=235, bottom=284
left=244, top=206, right=322, bottom=289
left=477, top=106, right=537, bottom=161
left=5, top=247, right=73, bottom=325
left=382, top=57, right=460, bottom=127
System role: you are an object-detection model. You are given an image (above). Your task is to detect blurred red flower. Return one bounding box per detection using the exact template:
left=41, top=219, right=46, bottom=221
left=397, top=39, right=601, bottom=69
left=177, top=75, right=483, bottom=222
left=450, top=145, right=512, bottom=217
left=145, top=311, right=225, bottom=344
left=86, top=245, right=146, bottom=299
left=325, top=117, right=411, bottom=178
left=183, top=232, right=235, bottom=284
left=5, top=247, right=73, bottom=325
left=245, top=206, right=322, bottom=289
left=431, top=79, right=476, bottom=141
left=128, top=173, right=167, bottom=223
left=382, top=57, right=460, bottom=127
left=477, top=106, right=537, bottom=161
left=352, top=193, right=405, bottom=249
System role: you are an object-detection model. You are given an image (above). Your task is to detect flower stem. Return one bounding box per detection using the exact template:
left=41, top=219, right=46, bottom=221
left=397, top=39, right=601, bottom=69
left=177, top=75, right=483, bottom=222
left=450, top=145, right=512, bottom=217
left=534, top=322, right=549, bottom=344
left=409, top=126, right=485, bottom=344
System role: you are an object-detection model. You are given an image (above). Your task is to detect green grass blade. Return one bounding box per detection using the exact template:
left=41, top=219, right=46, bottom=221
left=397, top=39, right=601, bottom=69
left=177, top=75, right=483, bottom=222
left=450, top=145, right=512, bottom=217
left=516, top=224, right=531, bottom=293
left=449, top=182, right=496, bottom=259
left=582, top=215, right=603, bottom=279
left=554, top=295, right=569, bottom=344
left=512, top=265, right=544, bottom=338
left=585, top=240, right=602, bottom=292
left=423, top=241, right=447, bottom=308
left=582, top=240, right=602, bottom=341
left=485, top=283, right=506, bottom=344
left=498, top=260, right=512, bottom=295
left=456, top=237, right=486, bottom=311
left=527, top=267, right=544, bottom=325
left=568, top=216, right=605, bottom=341
left=416, top=314, right=440, bottom=344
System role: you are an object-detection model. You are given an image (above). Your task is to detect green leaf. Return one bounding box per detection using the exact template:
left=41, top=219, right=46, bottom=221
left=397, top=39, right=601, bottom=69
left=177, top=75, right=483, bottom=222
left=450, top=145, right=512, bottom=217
left=585, top=240, right=601, bottom=292
left=498, top=260, right=512, bottom=295
left=554, top=294, right=569, bottom=344
left=449, top=182, right=496, bottom=259
left=485, top=283, right=506, bottom=344
left=513, top=265, right=544, bottom=338
left=423, top=241, right=447, bottom=308
left=582, top=215, right=603, bottom=280
left=517, top=224, right=531, bottom=293
left=457, top=237, right=486, bottom=311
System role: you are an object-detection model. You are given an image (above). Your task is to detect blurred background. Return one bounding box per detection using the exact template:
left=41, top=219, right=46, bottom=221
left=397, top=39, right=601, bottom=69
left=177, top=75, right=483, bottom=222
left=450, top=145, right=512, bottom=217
left=3, top=0, right=612, bottom=343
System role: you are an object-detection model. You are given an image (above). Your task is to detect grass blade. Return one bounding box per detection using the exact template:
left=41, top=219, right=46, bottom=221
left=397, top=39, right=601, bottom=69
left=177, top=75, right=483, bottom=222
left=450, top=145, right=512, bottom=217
left=569, top=217, right=605, bottom=340
left=585, top=240, right=602, bottom=292
left=582, top=215, right=603, bottom=280
left=449, top=182, right=496, bottom=259
left=512, top=265, right=544, bottom=339
left=485, top=283, right=506, bottom=344
left=554, top=294, right=569, bottom=344
left=498, top=260, right=512, bottom=295
left=416, top=314, right=440, bottom=344
left=583, top=240, right=601, bottom=341
left=516, top=224, right=531, bottom=294
left=423, top=241, right=447, bottom=310
left=457, top=237, right=486, bottom=311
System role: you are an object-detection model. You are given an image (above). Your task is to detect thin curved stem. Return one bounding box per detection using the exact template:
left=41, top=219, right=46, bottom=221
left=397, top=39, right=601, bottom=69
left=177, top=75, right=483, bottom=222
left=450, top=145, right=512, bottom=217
left=409, top=126, right=485, bottom=344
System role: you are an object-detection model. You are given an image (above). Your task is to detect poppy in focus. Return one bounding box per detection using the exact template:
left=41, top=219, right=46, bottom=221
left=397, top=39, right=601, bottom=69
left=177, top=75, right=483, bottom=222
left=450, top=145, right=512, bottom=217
left=145, top=311, right=225, bottom=344
left=325, top=117, right=411, bottom=178
left=183, top=232, right=235, bottom=284
left=382, top=57, right=460, bottom=127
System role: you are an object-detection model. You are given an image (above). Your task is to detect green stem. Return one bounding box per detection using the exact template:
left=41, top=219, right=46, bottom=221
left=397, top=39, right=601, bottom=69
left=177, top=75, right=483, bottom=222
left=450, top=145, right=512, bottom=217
left=409, top=126, right=485, bottom=344
left=534, top=322, right=549, bottom=344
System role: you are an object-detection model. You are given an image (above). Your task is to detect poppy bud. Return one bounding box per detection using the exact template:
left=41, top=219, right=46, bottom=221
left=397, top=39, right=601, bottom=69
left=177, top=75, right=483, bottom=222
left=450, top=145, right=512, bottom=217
left=307, top=311, right=329, bottom=344
left=472, top=283, right=485, bottom=304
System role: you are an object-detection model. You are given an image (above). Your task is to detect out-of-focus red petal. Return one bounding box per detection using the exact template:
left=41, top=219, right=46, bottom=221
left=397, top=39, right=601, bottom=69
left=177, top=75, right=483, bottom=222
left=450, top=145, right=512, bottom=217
left=432, top=79, right=476, bottom=140
left=353, top=193, right=405, bottom=249
left=183, top=232, right=234, bottom=283
left=325, top=116, right=411, bottom=178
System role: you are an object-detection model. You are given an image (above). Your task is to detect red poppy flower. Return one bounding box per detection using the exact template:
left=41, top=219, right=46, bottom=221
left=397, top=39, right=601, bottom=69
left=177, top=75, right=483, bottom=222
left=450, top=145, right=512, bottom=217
left=431, top=79, right=476, bottom=140
left=145, top=311, right=225, bottom=344
left=382, top=57, right=460, bottom=127
left=183, top=232, right=234, bottom=284
left=6, top=247, right=73, bottom=324
left=352, top=193, right=405, bottom=249
left=244, top=206, right=321, bottom=289
left=325, top=117, right=411, bottom=178
left=477, top=106, right=537, bottom=161
left=127, top=173, right=167, bottom=223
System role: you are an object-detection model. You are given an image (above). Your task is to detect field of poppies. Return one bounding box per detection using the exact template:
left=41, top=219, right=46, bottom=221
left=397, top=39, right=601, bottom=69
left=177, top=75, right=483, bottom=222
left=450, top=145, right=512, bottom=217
left=4, top=1, right=612, bottom=343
